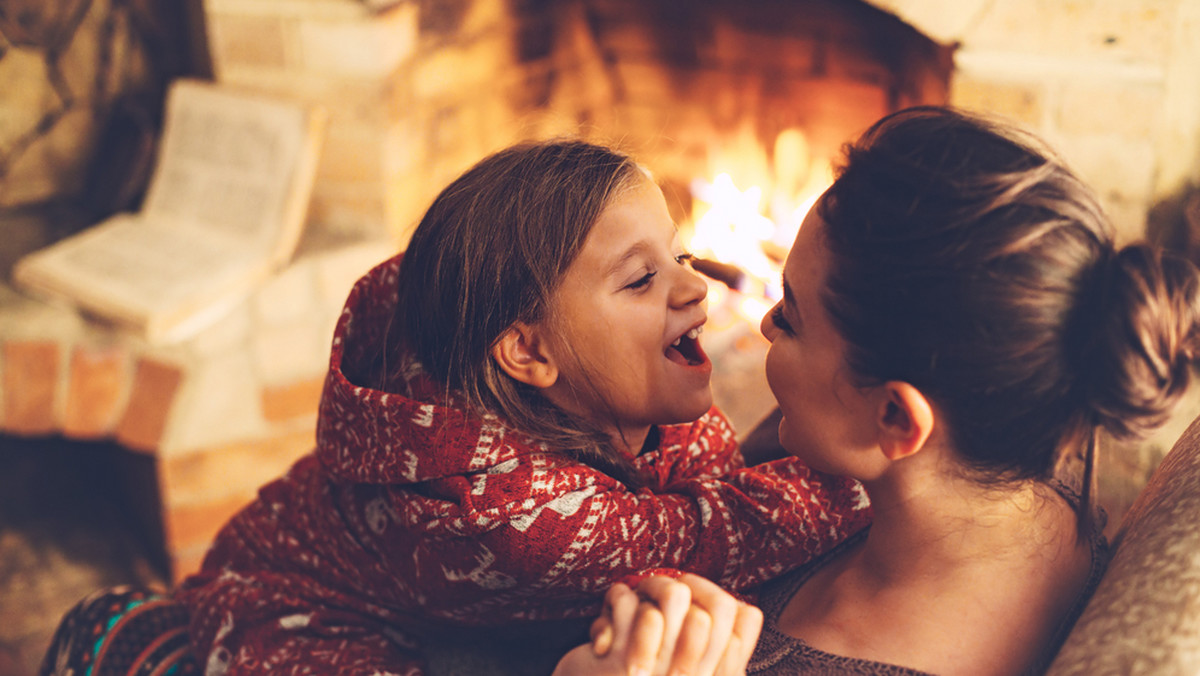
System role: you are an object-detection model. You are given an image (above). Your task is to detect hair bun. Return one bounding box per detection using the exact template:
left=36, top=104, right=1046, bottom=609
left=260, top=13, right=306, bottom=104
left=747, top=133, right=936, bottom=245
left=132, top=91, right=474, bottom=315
left=1077, top=245, right=1200, bottom=437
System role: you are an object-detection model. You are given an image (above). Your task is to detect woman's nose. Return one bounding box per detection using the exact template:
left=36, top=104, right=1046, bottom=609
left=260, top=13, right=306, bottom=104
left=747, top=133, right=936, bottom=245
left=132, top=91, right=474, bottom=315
left=670, top=262, right=708, bottom=308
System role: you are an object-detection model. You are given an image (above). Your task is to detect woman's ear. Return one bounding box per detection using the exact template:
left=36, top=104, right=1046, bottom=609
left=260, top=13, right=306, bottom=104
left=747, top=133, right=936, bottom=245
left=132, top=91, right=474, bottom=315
left=876, top=381, right=934, bottom=461
left=491, top=322, right=559, bottom=389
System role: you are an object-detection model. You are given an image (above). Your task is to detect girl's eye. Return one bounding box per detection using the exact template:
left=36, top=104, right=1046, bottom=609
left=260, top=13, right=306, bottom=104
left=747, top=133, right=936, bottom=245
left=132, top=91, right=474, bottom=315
left=770, top=306, right=795, bottom=335
left=626, top=271, right=656, bottom=290
left=674, top=252, right=694, bottom=266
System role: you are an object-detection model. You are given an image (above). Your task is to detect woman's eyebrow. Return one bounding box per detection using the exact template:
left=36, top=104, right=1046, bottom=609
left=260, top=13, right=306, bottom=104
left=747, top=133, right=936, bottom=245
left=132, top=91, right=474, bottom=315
left=781, top=275, right=797, bottom=310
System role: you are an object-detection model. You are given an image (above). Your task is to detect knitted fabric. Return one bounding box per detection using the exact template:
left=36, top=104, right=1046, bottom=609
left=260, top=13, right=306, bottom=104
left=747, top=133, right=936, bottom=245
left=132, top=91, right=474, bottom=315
left=176, top=254, right=872, bottom=674
left=38, top=586, right=200, bottom=676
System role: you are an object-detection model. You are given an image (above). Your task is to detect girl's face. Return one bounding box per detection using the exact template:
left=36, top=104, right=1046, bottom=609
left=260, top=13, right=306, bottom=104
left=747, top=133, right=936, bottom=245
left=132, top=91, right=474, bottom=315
left=760, top=206, right=879, bottom=475
left=544, top=177, right=713, bottom=452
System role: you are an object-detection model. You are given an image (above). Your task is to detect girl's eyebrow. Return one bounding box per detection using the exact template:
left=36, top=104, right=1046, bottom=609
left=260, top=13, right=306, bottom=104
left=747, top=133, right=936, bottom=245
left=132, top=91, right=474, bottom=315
left=605, top=241, right=651, bottom=278
left=605, top=226, right=678, bottom=278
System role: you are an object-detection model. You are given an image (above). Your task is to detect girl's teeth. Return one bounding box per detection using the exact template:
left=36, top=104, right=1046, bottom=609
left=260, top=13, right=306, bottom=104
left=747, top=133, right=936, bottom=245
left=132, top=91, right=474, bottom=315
left=671, top=327, right=704, bottom=347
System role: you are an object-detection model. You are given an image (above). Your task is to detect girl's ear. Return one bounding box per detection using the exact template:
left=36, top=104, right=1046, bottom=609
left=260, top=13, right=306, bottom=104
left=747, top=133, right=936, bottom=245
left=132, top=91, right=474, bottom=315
left=876, top=381, right=935, bottom=461
left=491, top=322, right=559, bottom=389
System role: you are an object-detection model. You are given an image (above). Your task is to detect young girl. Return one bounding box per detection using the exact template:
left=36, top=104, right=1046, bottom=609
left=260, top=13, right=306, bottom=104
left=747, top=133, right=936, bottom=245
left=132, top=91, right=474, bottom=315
left=172, top=140, right=870, bottom=674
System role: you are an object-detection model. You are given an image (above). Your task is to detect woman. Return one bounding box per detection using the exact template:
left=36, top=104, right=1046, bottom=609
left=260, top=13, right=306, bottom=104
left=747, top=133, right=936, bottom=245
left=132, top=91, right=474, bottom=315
left=559, top=106, right=1200, bottom=676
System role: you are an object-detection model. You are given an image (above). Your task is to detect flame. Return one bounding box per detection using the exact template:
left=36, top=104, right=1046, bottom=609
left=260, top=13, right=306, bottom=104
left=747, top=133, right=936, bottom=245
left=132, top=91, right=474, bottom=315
left=685, top=128, right=833, bottom=325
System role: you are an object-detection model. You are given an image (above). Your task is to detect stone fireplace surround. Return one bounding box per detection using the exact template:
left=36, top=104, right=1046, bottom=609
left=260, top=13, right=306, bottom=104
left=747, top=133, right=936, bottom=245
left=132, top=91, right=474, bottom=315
left=3, top=0, right=1200, bottom=581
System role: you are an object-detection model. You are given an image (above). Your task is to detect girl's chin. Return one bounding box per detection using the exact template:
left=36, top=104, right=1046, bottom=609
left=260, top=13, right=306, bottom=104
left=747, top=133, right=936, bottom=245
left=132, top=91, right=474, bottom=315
left=662, top=397, right=715, bottom=426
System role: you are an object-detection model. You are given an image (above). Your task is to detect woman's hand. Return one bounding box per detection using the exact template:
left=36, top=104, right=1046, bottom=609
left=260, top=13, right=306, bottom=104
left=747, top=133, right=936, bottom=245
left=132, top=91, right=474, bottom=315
left=552, top=574, right=762, bottom=676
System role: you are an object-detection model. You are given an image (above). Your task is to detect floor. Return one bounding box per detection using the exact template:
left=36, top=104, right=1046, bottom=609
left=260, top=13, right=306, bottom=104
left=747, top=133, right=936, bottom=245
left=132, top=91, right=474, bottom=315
left=0, top=437, right=167, bottom=676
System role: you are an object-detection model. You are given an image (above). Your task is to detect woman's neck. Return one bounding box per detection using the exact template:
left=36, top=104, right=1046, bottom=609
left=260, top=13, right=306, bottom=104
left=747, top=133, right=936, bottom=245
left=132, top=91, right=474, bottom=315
left=855, top=466, right=1073, bottom=588
left=779, top=451, right=1090, bottom=676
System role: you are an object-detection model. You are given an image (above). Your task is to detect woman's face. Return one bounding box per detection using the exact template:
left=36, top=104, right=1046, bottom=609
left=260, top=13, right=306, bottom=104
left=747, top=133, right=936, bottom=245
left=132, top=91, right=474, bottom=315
left=544, top=177, right=713, bottom=450
left=760, top=206, right=879, bottom=475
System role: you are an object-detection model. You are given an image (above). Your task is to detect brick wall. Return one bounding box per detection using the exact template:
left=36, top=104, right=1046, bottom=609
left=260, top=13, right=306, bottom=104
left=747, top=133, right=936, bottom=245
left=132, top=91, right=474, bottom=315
left=0, top=236, right=395, bottom=578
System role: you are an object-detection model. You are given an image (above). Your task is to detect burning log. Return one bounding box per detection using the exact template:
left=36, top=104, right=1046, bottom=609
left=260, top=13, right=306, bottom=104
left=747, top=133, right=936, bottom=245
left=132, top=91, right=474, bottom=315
left=691, top=256, right=746, bottom=290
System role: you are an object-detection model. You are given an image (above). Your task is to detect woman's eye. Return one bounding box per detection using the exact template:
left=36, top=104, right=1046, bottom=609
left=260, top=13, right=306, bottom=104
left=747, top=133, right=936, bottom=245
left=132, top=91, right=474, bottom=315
left=674, top=252, right=694, bottom=265
left=626, top=271, right=656, bottom=290
left=770, top=306, right=795, bottom=335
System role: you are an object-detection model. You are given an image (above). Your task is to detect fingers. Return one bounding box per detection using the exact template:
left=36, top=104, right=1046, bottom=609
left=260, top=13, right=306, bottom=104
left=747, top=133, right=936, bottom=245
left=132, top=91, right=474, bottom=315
left=626, top=600, right=666, bottom=676
left=715, top=603, right=763, bottom=676
left=552, top=643, right=624, bottom=676
left=594, top=575, right=761, bottom=676
left=675, top=575, right=738, bottom=675
left=631, top=576, right=693, bottom=674
left=665, top=602, right=713, bottom=676
left=593, top=583, right=639, bottom=657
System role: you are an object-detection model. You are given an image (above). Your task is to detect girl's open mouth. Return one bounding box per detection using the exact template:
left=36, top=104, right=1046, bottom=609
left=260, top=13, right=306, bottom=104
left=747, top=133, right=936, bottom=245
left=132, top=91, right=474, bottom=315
left=666, top=327, right=708, bottom=366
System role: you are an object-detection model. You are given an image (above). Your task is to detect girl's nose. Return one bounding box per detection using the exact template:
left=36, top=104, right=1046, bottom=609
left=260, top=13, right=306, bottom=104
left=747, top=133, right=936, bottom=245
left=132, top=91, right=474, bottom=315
left=670, top=262, right=708, bottom=308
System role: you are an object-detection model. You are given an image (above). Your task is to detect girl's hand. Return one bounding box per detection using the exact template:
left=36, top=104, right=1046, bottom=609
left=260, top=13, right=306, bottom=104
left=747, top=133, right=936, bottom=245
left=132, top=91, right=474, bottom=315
left=561, top=574, right=762, bottom=676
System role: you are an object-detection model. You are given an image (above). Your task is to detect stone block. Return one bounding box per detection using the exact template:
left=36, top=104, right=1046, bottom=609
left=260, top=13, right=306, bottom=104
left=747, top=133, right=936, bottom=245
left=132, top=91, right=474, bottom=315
left=413, top=35, right=515, bottom=100
left=252, top=319, right=328, bottom=386
left=114, top=358, right=184, bottom=452
left=296, top=2, right=418, bottom=78
left=950, top=73, right=1045, bottom=128
left=864, top=0, right=990, bottom=44
left=1056, top=135, right=1157, bottom=206
left=312, top=239, right=397, bottom=306
left=317, top=121, right=389, bottom=185
left=0, top=49, right=56, bottom=139
left=961, top=0, right=1175, bottom=68
left=184, top=299, right=253, bottom=357
left=254, top=261, right=321, bottom=326
left=1, top=340, right=60, bottom=435
left=162, top=494, right=248, bottom=580
left=1101, top=195, right=1152, bottom=246
left=308, top=181, right=392, bottom=239
left=0, top=106, right=97, bottom=207
left=207, top=12, right=293, bottom=73
left=62, top=343, right=130, bottom=439
left=461, top=0, right=510, bottom=34
left=380, top=119, right=426, bottom=178
left=170, top=543, right=211, bottom=582
left=160, top=428, right=315, bottom=507
left=161, top=350, right=263, bottom=456
left=260, top=377, right=325, bottom=422
left=209, top=67, right=394, bottom=122
left=1058, top=79, right=1163, bottom=140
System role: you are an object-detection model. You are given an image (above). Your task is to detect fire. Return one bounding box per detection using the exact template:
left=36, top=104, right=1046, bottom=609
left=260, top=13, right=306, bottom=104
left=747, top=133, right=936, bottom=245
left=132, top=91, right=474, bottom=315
left=684, top=128, right=832, bottom=324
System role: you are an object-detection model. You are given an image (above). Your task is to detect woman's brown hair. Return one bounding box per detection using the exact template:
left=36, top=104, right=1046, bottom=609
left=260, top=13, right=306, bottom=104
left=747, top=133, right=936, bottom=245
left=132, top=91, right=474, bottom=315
left=383, top=140, right=648, bottom=485
left=817, top=107, right=1200, bottom=520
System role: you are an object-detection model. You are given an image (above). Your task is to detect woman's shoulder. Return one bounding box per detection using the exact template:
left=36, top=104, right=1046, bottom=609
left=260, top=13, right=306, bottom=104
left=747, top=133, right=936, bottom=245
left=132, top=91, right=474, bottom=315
left=748, top=530, right=934, bottom=676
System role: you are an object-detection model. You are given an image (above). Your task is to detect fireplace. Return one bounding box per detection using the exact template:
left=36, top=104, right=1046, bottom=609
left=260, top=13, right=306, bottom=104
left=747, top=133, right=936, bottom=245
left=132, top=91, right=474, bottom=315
left=4, top=0, right=1200, bottom=581
left=200, top=0, right=951, bottom=246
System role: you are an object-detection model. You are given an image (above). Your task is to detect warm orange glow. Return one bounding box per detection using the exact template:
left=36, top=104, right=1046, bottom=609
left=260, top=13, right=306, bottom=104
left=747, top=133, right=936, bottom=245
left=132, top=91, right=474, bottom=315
left=685, top=128, right=833, bottom=324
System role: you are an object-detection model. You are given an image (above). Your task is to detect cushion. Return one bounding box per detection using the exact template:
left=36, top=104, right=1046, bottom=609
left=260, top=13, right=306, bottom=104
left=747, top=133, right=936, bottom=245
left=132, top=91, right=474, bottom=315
left=1047, top=414, right=1200, bottom=675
